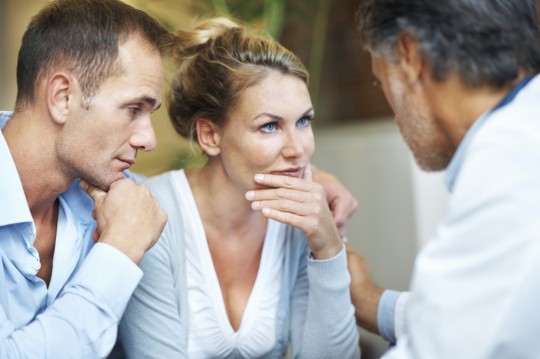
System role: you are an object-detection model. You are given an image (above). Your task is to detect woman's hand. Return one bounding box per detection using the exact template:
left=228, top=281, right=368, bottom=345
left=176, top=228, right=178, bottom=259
left=311, top=167, right=358, bottom=240
left=245, top=167, right=342, bottom=259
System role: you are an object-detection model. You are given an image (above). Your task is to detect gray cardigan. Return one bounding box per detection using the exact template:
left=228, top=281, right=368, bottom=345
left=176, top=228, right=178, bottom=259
left=119, top=170, right=360, bottom=358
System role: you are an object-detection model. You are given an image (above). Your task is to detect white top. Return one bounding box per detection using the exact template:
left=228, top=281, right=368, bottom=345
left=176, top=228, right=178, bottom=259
left=119, top=169, right=360, bottom=359
left=174, top=170, right=285, bottom=359
left=384, top=75, right=540, bottom=358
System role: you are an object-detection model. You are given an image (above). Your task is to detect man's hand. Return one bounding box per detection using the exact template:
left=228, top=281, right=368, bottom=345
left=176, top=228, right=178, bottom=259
left=79, top=179, right=167, bottom=264
left=311, top=167, right=358, bottom=239
left=346, top=245, right=384, bottom=334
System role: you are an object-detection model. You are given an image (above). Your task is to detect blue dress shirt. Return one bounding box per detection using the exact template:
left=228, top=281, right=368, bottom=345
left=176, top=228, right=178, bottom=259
left=0, top=112, right=143, bottom=358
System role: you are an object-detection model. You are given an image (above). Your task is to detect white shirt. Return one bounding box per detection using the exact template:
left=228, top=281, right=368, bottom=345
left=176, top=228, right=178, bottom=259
left=384, top=75, right=540, bottom=358
left=175, top=170, right=286, bottom=358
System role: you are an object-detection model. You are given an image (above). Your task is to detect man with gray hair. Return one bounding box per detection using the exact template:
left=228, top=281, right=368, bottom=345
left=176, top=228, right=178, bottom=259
left=350, top=0, right=540, bottom=357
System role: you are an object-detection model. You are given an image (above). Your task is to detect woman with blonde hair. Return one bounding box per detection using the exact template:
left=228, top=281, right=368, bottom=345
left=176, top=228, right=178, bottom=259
left=119, top=17, right=360, bottom=359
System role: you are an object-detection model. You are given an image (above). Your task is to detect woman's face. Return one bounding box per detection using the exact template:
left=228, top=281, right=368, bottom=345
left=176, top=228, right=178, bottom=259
left=216, top=70, right=315, bottom=190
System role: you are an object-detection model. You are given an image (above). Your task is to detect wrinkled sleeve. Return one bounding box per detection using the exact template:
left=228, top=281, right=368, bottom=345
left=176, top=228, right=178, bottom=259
left=119, top=227, right=188, bottom=358
left=290, top=244, right=361, bottom=359
left=0, top=243, right=142, bottom=359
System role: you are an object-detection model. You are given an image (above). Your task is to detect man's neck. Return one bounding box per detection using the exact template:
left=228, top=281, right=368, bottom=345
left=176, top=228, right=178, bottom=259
left=426, top=73, right=526, bottom=148
left=3, top=111, right=72, bottom=218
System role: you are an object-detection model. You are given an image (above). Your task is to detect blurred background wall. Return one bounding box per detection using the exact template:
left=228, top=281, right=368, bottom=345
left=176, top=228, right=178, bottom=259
left=0, top=0, right=451, bottom=357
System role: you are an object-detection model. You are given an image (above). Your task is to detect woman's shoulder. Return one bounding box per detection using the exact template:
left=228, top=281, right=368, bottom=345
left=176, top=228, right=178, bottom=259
left=141, top=169, right=188, bottom=219
left=143, top=169, right=184, bottom=199
left=144, top=169, right=182, bottom=187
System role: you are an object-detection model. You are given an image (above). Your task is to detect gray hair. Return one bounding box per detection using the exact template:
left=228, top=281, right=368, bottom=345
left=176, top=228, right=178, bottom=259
left=357, top=0, right=540, bottom=87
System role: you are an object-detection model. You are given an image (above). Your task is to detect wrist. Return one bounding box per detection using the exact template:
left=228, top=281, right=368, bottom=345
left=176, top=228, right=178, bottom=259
left=98, top=233, right=145, bottom=264
left=311, top=241, right=343, bottom=260
left=355, top=284, right=384, bottom=334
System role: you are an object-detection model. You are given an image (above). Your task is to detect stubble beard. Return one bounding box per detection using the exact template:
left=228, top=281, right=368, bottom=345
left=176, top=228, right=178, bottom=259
left=389, top=76, right=452, bottom=172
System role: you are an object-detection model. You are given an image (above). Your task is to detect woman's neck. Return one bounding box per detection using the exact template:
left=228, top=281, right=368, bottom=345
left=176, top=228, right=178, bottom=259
left=185, top=163, right=266, bottom=239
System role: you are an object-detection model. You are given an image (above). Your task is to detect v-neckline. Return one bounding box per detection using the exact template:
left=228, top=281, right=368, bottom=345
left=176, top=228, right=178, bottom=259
left=175, top=169, right=276, bottom=337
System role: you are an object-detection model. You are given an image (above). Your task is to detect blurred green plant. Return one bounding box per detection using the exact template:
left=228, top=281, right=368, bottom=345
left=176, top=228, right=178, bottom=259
left=131, top=0, right=333, bottom=170
left=131, top=0, right=331, bottom=108
left=190, top=0, right=332, bottom=106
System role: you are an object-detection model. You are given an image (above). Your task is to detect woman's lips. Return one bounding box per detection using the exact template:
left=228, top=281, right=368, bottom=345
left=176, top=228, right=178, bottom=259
left=270, top=167, right=304, bottom=178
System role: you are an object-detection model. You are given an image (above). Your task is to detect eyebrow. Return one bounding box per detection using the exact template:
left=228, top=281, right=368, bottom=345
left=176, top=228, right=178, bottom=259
left=133, top=96, right=161, bottom=112
left=253, top=107, right=314, bottom=121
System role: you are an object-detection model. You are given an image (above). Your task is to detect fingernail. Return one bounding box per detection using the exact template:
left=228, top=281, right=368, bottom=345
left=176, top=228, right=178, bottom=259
left=251, top=201, right=260, bottom=209
left=245, top=191, right=254, bottom=200
left=254, top=174, right=264, bottom=182
left=262, top=208, right=270, bottom=215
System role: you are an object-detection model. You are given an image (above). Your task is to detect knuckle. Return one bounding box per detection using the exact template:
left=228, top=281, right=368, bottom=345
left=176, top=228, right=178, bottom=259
left=284, top=176, right=294, bottom=187
left=308, top=182, right=323, bottom=194
left=278, top=200, right=290, bottom=212
left=276, top=188, right=288, bottom=199
left=313, top=192, right=324, bottom=204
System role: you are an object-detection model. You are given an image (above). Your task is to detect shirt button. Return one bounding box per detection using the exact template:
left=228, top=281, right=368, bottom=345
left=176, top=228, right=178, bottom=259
left=33, top=260, right=41, bottom=272
left=25, top=224, right=34, bottom=236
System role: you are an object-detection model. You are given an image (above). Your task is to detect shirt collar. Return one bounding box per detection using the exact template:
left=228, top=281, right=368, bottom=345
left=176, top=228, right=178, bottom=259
left=0, top=111, right=94, bottom=227
left=444, top=111, right=490, bottom=191
left=0, top=111, right=33, bottom=227
left=444, top=76, right=534, bottom=192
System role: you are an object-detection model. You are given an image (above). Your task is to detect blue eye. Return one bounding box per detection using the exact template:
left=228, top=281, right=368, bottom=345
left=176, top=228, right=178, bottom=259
left=262, top=122, right=277, bottom=133
left=297, top=116, right=312, bottom=127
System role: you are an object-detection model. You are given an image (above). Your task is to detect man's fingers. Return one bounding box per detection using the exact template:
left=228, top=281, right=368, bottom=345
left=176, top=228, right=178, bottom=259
left=79, top=179, right=107, bottom=203
left=329, top=196, right=347, bottom=228
left=329, top=195, right=358, bottom=227
left=92, top=229, right=100, bottom=242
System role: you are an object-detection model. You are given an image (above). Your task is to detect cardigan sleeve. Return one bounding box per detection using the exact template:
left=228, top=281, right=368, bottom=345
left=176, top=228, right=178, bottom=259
left=118, top=174, right=189, bottom=359
left=118, top=226, right=188, bottom=359
left=289, top=243, right=361, bottom=359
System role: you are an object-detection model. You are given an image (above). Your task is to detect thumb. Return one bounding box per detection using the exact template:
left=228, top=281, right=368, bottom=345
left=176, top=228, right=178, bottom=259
left=79, top=179, right=106, bottom=204
left=303, top=165, right=313, bottom=182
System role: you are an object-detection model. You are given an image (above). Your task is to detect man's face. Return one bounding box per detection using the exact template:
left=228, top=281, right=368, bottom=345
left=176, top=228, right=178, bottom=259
left=371, top=52, right=453, bottom=171
left=57, top=35, right=164, bottom=190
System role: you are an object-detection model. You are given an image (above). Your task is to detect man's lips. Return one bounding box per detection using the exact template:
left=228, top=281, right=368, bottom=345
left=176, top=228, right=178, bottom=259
left=118, top=158, right=136, bottom=167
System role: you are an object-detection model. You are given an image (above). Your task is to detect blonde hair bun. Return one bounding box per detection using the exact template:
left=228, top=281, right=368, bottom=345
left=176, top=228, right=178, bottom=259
left=175, top=17, right=239, bottom=58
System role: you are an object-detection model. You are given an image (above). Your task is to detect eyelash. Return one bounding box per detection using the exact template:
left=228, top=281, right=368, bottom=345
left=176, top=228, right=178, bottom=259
left=261, top=122, right=277, bottom=132
left=297, top=116, right=312, bottom=127
left=128, top=105, right=142, bottom=118
left=260, top=116, right=313, bottom=133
